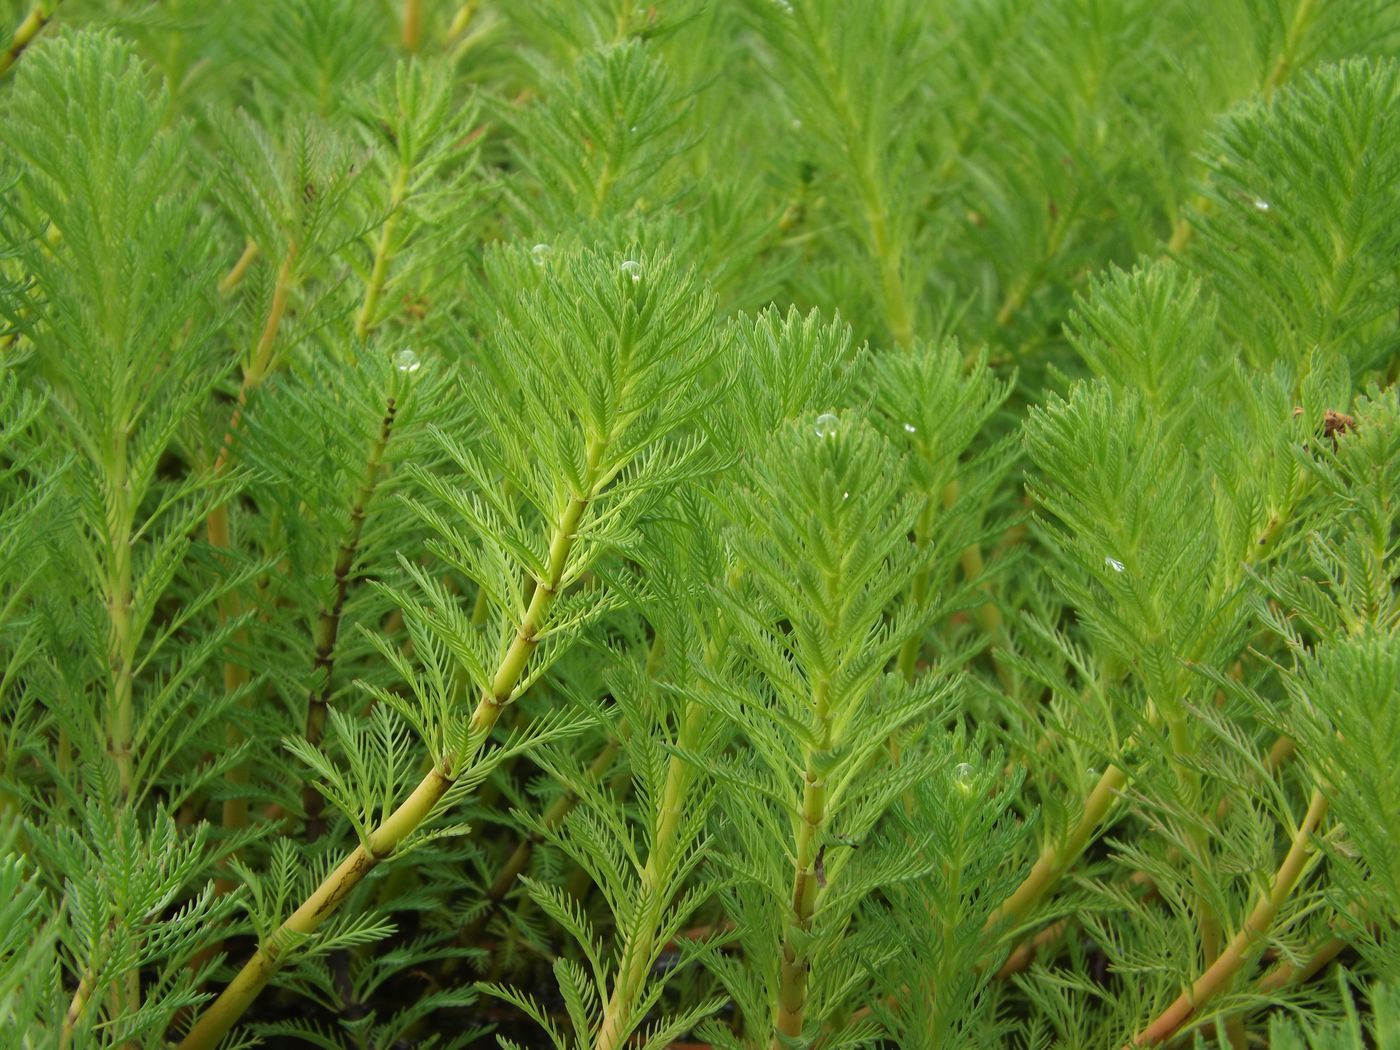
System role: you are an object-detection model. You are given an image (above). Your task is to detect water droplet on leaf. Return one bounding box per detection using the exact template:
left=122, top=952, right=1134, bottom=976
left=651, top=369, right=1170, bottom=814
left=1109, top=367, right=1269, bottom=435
left=1252, top=198, right=1271, bottom=212
left=1105, top=556, right=1125, bottom=573
left=903, top=422, right=917, bottom=433
left=954, top=762, right=975, bottom=787
left=531, top=243, right=551, bottom=264
left=814, top=412, right=839, bottom=438
left=394, top=348, right=421, bottom=374
left=620, top=259, right=642, bottom=283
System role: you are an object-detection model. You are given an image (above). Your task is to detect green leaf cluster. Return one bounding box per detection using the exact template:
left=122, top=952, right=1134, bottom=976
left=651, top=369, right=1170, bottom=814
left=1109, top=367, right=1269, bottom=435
left=0, top=3, right=1397, bottom=1049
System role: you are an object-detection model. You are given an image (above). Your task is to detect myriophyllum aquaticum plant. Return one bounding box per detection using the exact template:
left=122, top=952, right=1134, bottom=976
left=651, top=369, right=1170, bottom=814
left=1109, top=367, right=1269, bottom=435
left=0, top=2, right=1397, bottom=1049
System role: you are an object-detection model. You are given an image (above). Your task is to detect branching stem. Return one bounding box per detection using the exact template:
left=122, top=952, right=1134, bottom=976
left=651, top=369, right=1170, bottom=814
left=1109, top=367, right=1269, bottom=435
left=1257, top=931, right=1348, bottom=994
left=179, top=435, right=606, bottom=1050
left=1128, top=789, right=1329, bottom=1047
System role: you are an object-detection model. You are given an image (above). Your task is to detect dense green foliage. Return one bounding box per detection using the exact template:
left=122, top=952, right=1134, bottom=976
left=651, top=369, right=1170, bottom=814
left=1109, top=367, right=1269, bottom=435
left=1, top=1, right=1398, bottom=1048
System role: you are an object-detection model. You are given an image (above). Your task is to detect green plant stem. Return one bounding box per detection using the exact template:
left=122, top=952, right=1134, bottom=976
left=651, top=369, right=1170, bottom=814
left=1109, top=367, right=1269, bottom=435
left=1168, top=1, right=1316, bottom=256
left=773, top=678, right=832, bottom=1045
left=589, top=152, right=617, bottom=222
left=179, top=438, right=604, bottom=1050
left=105, top=419, right=136, bottom=802
left=59, top=963, right=98, bottom=1049
left=896, top=479, right=1004, bottom=685
left=304, top=394, right=398, bottom=839
left=990, top=864, right=1166, bottom=984
left=1166, top=211, right=1196, bottom=256
left=985, top=763, right=1128, bottom=933
left=1166, top=712, right=1223, bottom=964
left=402, top=0, right=422, bottom=52
left=959, top=534, right=1003, bottom=639
left=1264, top=0, right=1318, bottom=96
left=0, top=1, right=56, bottom=76
left=994, top=919, right=1071, bottom=979
left=801, top=25, right=913, bottom=349
left=70, top=359, right=145, bottom=1034
left=218, top=239, right=259, bottom=296
left=593, top=700, right=706, bottom=1050
left=356, top=162, right=410, bottom=341
left=994, top=194, right=1071, bottom=330
left=118, top=970, right=140, bottom=1050
left=866, top=179, right=914, bottom=349
left=472, top=732, right=623, bottom=937
left=1256, top=931, right=1348, bottom=994
left=1128, top=789, right=1329, bottom=1048
left=838, top=864, right=1160, bottom=1040
left=208, top=247, right=296, bottom=839
left=446, top=1, right=479, bottom=41
left=178, top=767, right=453, bottom=1049
left=895, top=497, right=936, bottom=682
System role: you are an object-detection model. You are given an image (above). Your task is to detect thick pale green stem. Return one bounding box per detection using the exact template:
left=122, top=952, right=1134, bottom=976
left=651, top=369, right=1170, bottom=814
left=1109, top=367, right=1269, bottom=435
left=994, top=919, right=1071, bottom=979
left=863, top=180, right=914, bottom=349
left=212, top=247, right=297, bottom=480
left=1257, top=930, right=1347, bottom=994
left=181, top=443, right=603, bottom=1050
left=1128, top=790, right=1329, bottom=1047
left=178, top=768, right=454, bottom=1049
left=0, top=2, right=55, bottom=76
left=447, top=2, right=479, bottom=40
left=985, top=764, right=1128, bottom=933
left=218, top=239, right=259, bottom=296
left=959, top=534, right=1003, bottom=637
